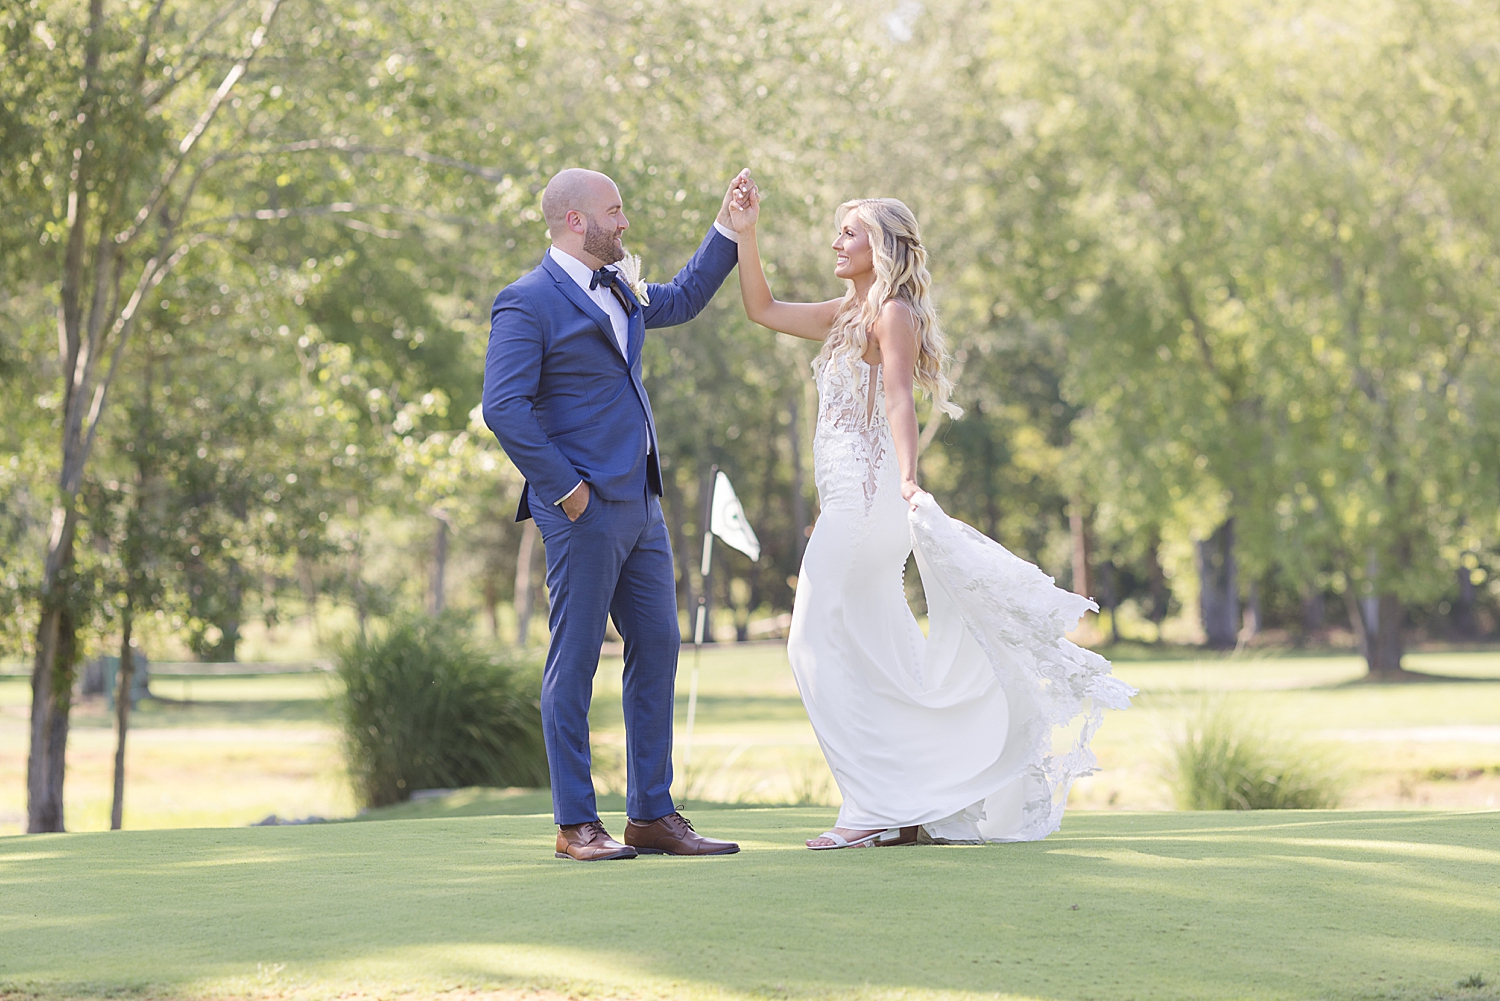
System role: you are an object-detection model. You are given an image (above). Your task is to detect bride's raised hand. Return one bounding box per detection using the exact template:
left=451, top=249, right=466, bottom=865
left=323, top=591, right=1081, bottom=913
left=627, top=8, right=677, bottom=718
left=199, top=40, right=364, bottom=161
left=728, top=179, right=760, bottom=234
left=716, top=168, right=752, bottom=231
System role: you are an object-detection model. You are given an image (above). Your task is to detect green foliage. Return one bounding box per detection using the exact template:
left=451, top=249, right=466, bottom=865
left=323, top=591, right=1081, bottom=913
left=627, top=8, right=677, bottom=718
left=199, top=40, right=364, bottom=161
left=6, top=0, right=1500, bottom=672
left=985, top=0, right=1500, bottom=649
left=1168, top=702, right=1343, bottom=810
left=333, top=615, right=547, bottom=808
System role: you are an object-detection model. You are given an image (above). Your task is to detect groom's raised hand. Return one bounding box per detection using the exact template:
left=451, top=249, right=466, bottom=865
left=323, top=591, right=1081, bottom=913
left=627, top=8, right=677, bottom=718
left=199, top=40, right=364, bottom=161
left=728, top=177, right=760, bottom=233
left=717, top=169, right=753, bottom=230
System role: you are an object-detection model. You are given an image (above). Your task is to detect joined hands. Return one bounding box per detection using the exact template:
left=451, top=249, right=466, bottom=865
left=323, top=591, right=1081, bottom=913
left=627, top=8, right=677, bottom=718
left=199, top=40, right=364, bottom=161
left=728, top=172, right=760, bottom=233
left=717, top=168, right=756, bottom=231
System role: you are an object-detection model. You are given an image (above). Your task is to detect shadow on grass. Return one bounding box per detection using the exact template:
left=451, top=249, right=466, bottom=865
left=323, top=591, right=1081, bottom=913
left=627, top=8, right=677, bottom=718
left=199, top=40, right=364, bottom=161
left=352, top=787, right=586, bottom=822
left=350, top=787, right=752, bottom=823
left=1332, top=670, right=1500, bottom=687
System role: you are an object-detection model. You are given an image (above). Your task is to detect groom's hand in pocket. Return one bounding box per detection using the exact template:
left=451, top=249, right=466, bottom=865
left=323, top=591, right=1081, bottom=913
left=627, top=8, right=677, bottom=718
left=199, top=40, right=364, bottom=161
left=562, top=482, right=591, bottom=522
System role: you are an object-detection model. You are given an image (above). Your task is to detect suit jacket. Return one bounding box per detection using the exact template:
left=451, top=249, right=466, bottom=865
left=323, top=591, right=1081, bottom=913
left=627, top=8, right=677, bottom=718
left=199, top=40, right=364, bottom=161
left=482, top=226, right=738, bottom=521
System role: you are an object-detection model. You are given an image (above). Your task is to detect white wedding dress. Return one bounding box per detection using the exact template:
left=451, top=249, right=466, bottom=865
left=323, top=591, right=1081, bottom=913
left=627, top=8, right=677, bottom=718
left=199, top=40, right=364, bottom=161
left=787, top=355, right=1136, bottom=843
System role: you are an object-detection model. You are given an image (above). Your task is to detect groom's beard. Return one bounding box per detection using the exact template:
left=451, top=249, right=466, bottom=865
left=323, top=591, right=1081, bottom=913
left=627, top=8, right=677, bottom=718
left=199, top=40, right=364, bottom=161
left=583, top=217, right=626, bottom=265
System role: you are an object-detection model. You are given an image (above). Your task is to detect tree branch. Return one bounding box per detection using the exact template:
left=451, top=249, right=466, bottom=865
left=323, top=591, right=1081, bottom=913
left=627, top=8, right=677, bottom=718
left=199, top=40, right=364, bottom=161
left=72, top=236, right=202, bottom=496
left=1171, top=263, right=1217, bottom=377
left=142, top=0, right=256, bottom=108
left=132, top=0, right=171, bottom=90
left=190, top=202, right=468, bottom=231
left=118, top=0, right=286, bottom=246
left=211, top=138, right=508, bottom=182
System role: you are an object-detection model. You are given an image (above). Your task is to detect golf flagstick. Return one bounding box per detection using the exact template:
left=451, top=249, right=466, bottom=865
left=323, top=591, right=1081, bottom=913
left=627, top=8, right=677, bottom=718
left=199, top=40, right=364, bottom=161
left=679, top=465, right=761, bottom=808
left=680, top=465, right=717, bottom=808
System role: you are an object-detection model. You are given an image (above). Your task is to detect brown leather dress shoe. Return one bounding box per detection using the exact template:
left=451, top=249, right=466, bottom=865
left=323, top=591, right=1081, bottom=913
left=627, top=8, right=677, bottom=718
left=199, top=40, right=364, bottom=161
left=624, top=812, right=740, bottom=856
left=555, top=821, right=638, bottom=861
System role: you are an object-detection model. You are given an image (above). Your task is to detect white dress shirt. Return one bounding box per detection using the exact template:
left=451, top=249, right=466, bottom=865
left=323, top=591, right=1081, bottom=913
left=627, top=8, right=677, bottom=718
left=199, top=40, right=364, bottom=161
left=547, top=245, right=631, bottom=357
left=549, top=222, right=741, bottom=506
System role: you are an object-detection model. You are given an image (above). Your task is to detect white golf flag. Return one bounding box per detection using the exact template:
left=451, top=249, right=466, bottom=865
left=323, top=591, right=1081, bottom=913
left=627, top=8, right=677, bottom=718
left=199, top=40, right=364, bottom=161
left=709, top=470, right=760, bottom=561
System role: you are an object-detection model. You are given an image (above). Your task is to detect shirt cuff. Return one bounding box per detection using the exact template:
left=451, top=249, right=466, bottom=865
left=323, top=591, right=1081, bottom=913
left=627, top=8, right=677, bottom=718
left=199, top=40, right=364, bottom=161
left=713, top=220, right=740, bottom=244
left=555, top=481, right=584, bottom=505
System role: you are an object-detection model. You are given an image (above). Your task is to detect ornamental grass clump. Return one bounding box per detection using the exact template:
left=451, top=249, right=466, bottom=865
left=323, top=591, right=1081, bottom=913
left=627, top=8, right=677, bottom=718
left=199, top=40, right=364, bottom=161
left=335, top=615, right=548, bottom=808
left=1168, top=701, right=1343, bottom=810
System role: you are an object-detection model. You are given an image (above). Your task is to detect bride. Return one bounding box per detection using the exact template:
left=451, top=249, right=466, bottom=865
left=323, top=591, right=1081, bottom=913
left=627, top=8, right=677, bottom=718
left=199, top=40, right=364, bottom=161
left=726, top=181, right=1135, bottom=848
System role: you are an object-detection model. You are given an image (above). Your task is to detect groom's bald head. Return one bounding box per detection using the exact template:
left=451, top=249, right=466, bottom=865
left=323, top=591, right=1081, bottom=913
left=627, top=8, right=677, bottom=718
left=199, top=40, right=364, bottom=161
left=542, top=168, right=618, bottom=237
left=542, top=168, right=628, bottom=267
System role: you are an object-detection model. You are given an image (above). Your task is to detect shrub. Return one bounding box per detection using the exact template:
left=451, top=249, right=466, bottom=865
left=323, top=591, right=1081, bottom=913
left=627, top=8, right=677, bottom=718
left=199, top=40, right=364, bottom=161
left=1168, top=701, right=1343, bottom=810
left=334, top=615, right=548, bottom=808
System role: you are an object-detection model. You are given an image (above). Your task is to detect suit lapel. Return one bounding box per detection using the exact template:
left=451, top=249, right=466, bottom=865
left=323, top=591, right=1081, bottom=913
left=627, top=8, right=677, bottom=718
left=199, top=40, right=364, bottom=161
left=541, top=254, right=627, bottom=361
left=618, top=281, right=646, bottom=365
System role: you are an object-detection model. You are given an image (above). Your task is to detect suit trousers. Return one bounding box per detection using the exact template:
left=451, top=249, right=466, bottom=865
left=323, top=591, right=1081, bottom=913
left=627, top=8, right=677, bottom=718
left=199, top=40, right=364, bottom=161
left=530, top=487, right=680, bottom=826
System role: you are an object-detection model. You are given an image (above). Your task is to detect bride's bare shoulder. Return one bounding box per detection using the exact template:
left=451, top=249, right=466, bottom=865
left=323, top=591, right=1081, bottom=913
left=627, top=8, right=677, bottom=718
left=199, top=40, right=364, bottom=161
left=877, top=298, right=918, bottom=324
left=871, top=299, right=919, bottom=345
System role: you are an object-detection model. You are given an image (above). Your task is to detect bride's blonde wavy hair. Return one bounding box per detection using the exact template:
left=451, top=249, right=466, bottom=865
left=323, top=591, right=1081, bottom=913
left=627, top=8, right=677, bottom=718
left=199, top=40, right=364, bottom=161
left=821, top=198, right=962, bottom=419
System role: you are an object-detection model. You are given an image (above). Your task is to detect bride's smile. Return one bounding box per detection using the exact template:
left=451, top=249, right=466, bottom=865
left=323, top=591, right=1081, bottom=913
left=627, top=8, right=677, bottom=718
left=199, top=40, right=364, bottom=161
left=832, top=214, right=874, bottom=280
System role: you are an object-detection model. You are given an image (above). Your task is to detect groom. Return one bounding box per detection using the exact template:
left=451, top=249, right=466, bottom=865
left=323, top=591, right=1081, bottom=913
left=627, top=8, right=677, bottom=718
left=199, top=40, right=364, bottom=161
left=483, top=167, right=747, bottom=861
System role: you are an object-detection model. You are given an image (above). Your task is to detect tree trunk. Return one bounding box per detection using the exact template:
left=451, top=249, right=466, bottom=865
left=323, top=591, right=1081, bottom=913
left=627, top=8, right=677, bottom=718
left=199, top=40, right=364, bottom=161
left=216, top=559, right=242, bottom=661
left=428, top=510, right=451, bottom=615
left=513, top=519, right=540, bottom=647
left=297, top=555, right=318, bottom=627
left=111, top=608, right=135, bottom=831
left=1241, top=580, right=1262, bottom=645
left=27, top=605, right=76, bottom=833
left=1145, top=532, right=1169, bottom=630
left=1100, top=560, right=1121, bottom=644
left=1365, top=592, right=1404, bottom=677
left=1301, top=587, right=1325, bottom=637
left=732, top=576, right=751, bottom=643
left=1453, top=566, right=1477, bottom=639
left=483, top=574, right=500, bottom=638
left=1343, top=587, right=1371, bottom=662
left=1196, top=517, right=1238, bottom=650
left=1069, top=499, right=1093, bottom=598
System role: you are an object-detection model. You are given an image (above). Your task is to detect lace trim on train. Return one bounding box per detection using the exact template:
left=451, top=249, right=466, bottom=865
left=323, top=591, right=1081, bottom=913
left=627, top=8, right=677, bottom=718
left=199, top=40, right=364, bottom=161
left=814, top=356, right=889, bottom=515
left=909, top=493, right=1137, bottom=842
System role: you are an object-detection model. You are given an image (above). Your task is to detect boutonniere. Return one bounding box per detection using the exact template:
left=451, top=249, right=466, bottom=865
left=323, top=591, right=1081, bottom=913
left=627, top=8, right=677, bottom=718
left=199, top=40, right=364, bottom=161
left=616, top=253, right=650, bottom=306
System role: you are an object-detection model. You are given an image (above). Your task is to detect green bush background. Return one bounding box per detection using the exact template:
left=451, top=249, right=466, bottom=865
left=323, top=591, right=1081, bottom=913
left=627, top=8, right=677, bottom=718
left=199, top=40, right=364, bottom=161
left=334, top=616, right=548, bottom=807
left=1169, top=701, right=1344, bottom=810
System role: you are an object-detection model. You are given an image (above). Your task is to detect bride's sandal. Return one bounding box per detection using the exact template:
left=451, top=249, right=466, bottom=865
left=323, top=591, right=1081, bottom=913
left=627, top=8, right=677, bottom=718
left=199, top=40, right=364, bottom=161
left=806, top=829, right=883, bottom=850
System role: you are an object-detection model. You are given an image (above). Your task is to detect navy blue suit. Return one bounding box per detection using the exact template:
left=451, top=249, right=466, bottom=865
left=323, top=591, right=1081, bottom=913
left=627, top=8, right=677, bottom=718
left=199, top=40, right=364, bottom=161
left=482, top=227, right=738, bottom=825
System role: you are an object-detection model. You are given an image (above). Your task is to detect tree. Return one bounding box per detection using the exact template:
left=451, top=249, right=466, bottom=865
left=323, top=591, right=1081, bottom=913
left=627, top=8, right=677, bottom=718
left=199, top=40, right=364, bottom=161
left=6, top=0, right=296, bottom=831
left=970, top=0, right=1500, bottom=669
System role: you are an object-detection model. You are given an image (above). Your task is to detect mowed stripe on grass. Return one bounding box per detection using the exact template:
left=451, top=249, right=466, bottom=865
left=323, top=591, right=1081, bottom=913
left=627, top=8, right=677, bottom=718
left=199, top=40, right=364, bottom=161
left=1, top=808, right=1497, bottom=1001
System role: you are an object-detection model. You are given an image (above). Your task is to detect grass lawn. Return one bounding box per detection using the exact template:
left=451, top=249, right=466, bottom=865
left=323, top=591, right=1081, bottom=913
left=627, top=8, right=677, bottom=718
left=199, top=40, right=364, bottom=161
left=0, top=673, right=353, bottom=834
left=2, top=807, right=1498, bottom=1001
left=4, top=647, right=1500, bottom=834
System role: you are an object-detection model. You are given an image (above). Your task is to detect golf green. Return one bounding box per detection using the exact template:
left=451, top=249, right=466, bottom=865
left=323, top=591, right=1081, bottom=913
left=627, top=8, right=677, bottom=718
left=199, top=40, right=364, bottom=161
left=2, top=808, right=1497, bottom=1001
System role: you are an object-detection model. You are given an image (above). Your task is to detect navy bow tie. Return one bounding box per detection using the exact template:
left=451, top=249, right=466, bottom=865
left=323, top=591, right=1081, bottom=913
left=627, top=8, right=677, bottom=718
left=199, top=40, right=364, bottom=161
left=590, top=266, right=631, bottom=312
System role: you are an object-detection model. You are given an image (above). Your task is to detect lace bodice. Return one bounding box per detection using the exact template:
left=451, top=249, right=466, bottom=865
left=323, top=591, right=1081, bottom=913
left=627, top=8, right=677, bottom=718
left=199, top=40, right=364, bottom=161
left=813, top=354, right=895, bottom=515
